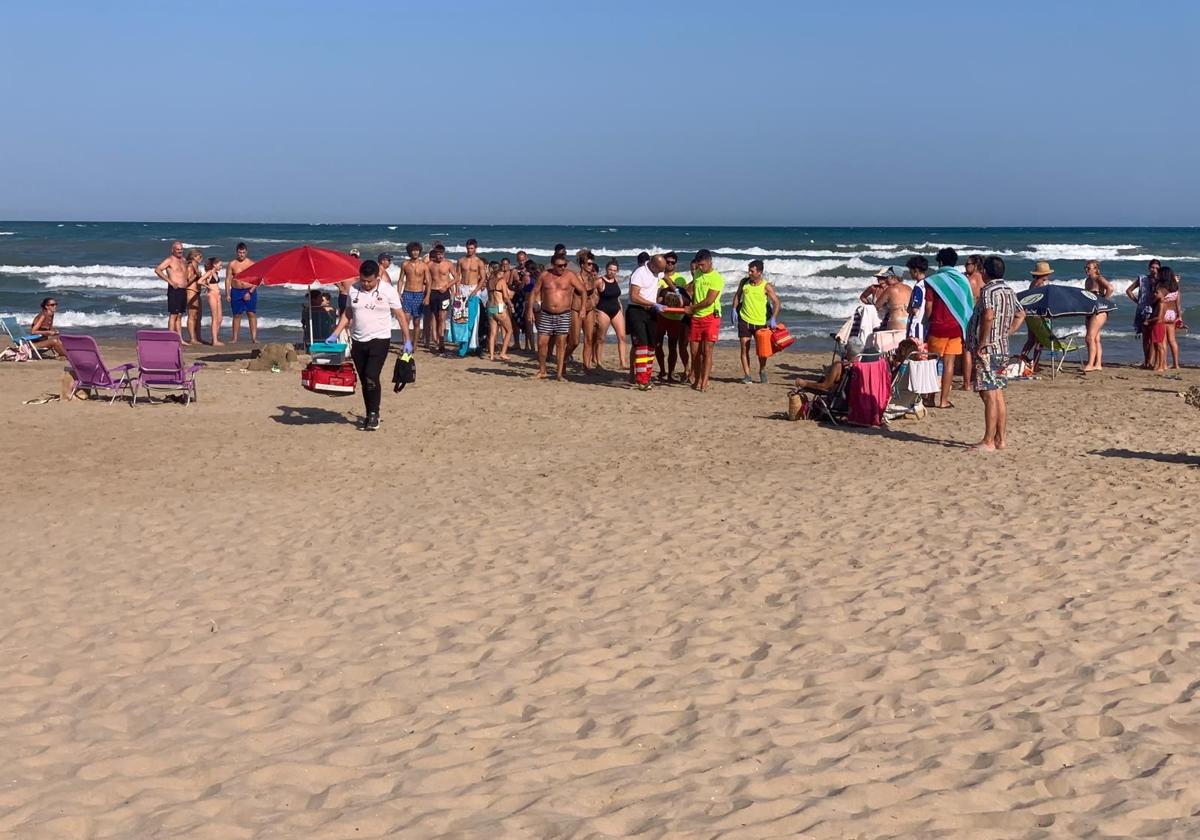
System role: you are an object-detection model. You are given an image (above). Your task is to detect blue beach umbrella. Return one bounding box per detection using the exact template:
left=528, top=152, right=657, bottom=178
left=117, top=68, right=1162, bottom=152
left=1016, top=284, right=1118, bottom=318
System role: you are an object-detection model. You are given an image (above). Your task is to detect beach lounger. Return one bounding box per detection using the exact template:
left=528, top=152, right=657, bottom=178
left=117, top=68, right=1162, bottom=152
left=60, top=334, right=136, bottom=404
left=1, top=315, right=44, bottom=360
left=1026, top=316, right=1083, bottom=377
left=133, top=330, right=205, bottom=405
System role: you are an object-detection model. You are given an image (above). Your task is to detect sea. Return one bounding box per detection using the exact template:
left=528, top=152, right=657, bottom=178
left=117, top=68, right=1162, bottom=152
left=2, top=222, right=1196, bottom=362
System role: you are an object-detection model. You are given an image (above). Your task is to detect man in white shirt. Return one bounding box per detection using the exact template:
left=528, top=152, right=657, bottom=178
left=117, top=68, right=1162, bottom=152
left=328, top=260, right=412, bottom=431
left=626, top=254, right=667, bottom=388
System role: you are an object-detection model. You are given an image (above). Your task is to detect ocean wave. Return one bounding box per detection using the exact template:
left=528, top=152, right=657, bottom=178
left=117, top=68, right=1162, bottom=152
left=1, top=263, right=156, bottom=278
left=0, top=232, right=14, bottom=236
left=39, top=275, right=163, bottom=291
left=0, top=310, right=296, bottom=330
left=118, top=293, right=168, bottom=303
left=241, top=237, right=296, bottom=244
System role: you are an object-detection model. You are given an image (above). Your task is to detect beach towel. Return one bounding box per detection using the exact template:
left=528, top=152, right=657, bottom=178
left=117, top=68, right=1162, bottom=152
left=906, top=358, right=940, bottom=394
left=847, top=358, right=890, bottom=427
left=835, top=304, right=881, bottom=345
left=924, top=267, right=973, bottom=339
left=458, top=296, right=481, bottom=357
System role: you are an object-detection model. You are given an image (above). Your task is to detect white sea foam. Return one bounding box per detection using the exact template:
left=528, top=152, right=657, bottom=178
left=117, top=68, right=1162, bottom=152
left=0, top=310, right=296, bottom=330
left=0, top=232, right=14, bottom=236
left=40, top=275, right=164, bottom=290
left=1, top=263, right=156, bottom=277
left=118, top=293, right=168, bottom=303
left=241, top=237, right=295, bottom=244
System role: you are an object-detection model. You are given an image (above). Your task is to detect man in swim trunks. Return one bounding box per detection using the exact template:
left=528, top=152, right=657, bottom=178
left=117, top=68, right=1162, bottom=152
left=426, top=244, right=458, bottom=352
left=399, top=241, right=430, bottom=345
left=527, top=253, right=587, bottom=381
left=155, top=240, right=190, bottom=342
left=685, top=249, right=725, bottom=392
left=966, top=255, right=1025, bottom=452
left=226, top=242, right=258, bottom=344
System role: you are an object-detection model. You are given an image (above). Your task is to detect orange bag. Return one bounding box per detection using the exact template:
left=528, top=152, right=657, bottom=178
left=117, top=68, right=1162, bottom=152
left=754, top=328, right=774, bottom=359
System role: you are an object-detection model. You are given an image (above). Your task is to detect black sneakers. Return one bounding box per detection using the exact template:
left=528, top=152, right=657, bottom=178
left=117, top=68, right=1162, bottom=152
left=360, top=412, right=380, bottom=431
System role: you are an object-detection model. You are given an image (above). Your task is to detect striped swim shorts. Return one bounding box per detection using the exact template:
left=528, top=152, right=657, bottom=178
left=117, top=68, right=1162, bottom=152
left=536, top=308, right=572, bottom=336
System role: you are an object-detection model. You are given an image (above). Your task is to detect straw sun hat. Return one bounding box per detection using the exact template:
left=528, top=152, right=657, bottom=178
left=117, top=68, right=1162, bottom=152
left=1031, top=261, right=1054, bottom=277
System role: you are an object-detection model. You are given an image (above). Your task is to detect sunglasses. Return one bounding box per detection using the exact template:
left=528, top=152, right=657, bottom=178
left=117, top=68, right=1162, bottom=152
left=553, top=262, right=568, bottom=268
left=47, top=302, right=58, bottom=307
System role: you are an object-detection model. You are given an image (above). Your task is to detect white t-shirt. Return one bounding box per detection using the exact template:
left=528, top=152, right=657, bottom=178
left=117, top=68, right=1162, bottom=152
left=629, top=264, right=658, bottom=308
left=347, top=281, right=402, bottom=341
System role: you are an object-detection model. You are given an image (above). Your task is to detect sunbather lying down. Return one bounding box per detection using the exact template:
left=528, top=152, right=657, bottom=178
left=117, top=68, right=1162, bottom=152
left=795, top=337, right=863, bottom=394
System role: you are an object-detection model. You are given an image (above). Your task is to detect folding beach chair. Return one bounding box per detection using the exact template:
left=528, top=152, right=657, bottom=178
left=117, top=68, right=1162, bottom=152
left=60, top=334, right=136, bottom=403
left=133, top=330, right=205, bottom=405
left=1, top=315, right=44, bottom=360
left=1026, top=316, right=1083, bottom=377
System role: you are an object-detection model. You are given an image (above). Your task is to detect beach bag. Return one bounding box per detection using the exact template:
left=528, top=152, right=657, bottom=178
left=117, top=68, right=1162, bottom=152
left=392, top=352, right=415, bottom=392
left=787, top=390, right=812, bottom=421
left=771, top=323, right=795, bottom=352
left=301, top=361, right=357, bottom=395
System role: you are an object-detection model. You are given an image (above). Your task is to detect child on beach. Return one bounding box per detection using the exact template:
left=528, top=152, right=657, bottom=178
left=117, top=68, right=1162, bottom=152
left=1151, top=267, right=1182, bottom=371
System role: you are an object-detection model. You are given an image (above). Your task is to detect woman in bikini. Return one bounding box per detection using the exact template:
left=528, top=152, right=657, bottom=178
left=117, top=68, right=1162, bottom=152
left=486, top=262, right=514, bottom=361
left=199, top=256, right=225, bottom=346
left=590, top=259, right=627, bottom=369
left=1159, top=266, right=1183, bottom=369
left=1081, top=259, right=1113, bottom=371
left=30, top=297, right=67, bottom=358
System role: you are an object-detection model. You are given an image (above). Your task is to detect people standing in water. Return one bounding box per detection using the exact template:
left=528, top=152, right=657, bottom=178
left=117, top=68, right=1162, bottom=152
left=527, top=254, right=587, bottom=381
left=732, top=259, right=780, bottom=384
left=686, top=249, right=725, bottom=392
left=1081, top=259, right=1114, bottom=371
left=227, top=242, right=258, bottom=344
left=1125, top=259, right=1161, bottom=369
left=155, top=240, right=189, bottom=342
left=591, top=258, right=627, bottom=369
left=486, top=261, right=514, bottom=361
left=966, top=255, right=1025, bottom=452
left=200, top=257, right=224, bottom=346
left=326, top=259, right=412, bottom=431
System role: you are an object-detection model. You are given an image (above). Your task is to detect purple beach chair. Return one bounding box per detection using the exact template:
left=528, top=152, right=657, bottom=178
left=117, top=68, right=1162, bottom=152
left=60, top=334, right=136, bottom=404
left=133, top=330, right=205, bottom=405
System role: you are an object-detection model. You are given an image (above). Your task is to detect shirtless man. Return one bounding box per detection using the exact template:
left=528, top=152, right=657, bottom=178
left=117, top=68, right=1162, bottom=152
left=527, top=253, right=587, bottom=380
left=226, top=242, right=258, bottom=343
left=426, top=245, right=458, bottom=352
left=399, top=241, right=430, bottom=343
left=457, top=239, right=487, bottom=297
left=155, top=240, right=190, bottom=341
left=377, top=252, right=395, bottom=285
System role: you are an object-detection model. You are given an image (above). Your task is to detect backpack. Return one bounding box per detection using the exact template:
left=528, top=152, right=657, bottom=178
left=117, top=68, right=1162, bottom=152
left=392, top=352, right=416, bottom=392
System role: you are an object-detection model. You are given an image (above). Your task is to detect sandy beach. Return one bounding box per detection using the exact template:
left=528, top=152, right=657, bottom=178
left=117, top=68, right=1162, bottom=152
left=3, top=342, right=1199, bottom=839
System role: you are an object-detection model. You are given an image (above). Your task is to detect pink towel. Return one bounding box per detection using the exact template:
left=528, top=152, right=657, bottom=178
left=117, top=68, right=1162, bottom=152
left=848, top=358, right=891, bottom=427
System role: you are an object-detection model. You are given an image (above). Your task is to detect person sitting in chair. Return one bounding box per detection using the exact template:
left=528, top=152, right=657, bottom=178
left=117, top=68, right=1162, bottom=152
left=31, top=298, right=67, bottom=358
left=303, top=290, right=338, bottom=345
left=795, top=337, right=864, bottom=394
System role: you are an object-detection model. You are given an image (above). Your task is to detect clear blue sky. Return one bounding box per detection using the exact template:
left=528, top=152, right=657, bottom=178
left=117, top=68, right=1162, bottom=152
left=1, top=0, right=1197, bottom=226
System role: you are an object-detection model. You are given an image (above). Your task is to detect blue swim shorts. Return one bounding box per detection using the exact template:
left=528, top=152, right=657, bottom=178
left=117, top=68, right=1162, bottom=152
left=231, top=287, right=258, bottom=315
left=401, top=290, right=425, bottom=319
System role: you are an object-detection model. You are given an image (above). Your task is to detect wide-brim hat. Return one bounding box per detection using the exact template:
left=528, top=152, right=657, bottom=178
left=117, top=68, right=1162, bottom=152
left=874, top=266, right=897, bottom=279
left=1031, top=261, right=1054, bottom=277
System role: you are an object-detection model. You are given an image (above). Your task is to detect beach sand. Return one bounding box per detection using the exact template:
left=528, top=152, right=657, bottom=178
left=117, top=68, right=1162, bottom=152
left=2, top=342, right=1199, bottom=839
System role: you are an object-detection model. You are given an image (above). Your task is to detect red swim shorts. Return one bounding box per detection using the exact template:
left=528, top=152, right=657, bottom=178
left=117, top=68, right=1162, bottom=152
left=1150, top=322, right=1166, bottom=344
left=689, top=314, right=720, bottom=343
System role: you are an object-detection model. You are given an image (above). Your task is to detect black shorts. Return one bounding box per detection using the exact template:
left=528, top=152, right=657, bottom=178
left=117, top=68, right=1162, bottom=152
left=626, top=305, right=656, bottom=347
left=737, top=317, right=766, bottom=338
left=428, top=289, right=451, bottom=312
left=167, top=286, right=187, bottom=315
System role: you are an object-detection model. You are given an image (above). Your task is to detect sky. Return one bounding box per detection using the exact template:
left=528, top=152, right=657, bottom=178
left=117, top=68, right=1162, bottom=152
left=1, top=0, right=1198, bottom=226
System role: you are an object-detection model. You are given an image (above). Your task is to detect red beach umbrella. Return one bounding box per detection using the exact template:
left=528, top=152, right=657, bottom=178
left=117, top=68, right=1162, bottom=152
left=236, top=245, right=362, bottom=286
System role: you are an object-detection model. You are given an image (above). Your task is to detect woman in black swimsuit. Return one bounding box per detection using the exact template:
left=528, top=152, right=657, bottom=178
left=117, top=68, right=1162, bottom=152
left=590, top=259, right=627, bottom=369
left=200, top=256, right=224, bottom=345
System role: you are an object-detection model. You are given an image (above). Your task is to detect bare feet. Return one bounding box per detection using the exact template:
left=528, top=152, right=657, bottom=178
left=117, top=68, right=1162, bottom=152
left=532, top=371, right=547, bottom=380
left=498, top=354, right=510, bottom=361
left=213, top=340, right=225, bottom=347
left=970, top=441, right=997, bottom=452
left=935, top=402, right=955, bottom=409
